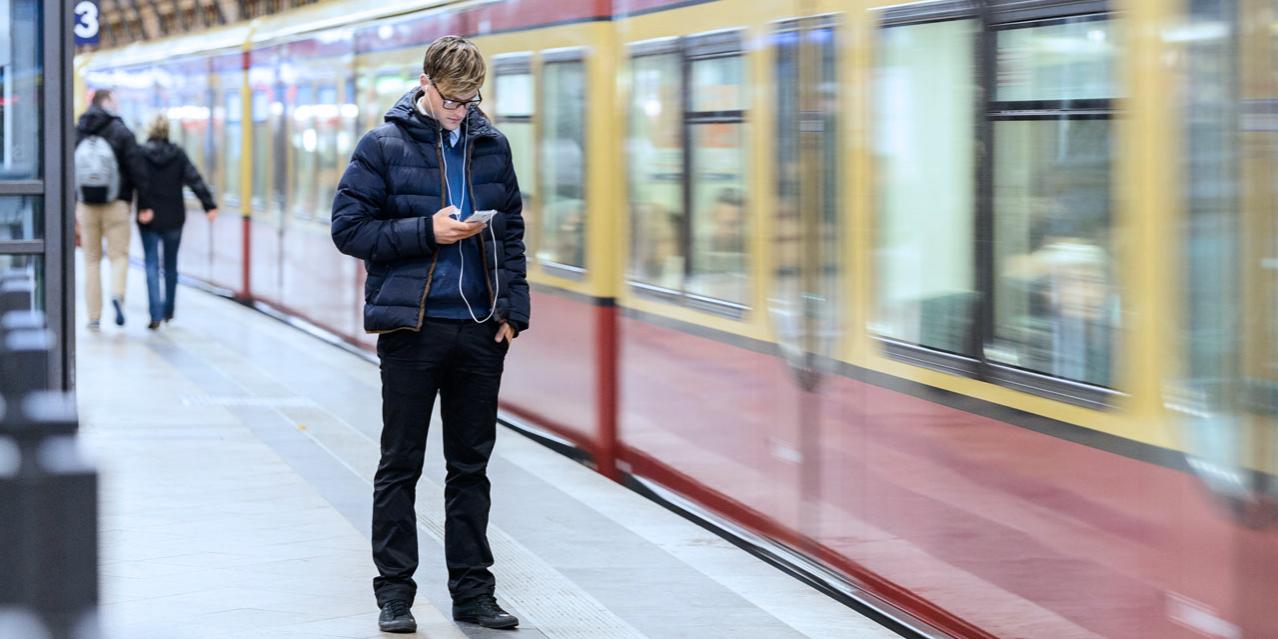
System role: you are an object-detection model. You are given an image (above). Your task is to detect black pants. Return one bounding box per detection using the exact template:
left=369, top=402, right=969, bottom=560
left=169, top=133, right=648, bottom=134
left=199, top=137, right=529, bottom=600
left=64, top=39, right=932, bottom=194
left=372, top=318, right=509, bottom=607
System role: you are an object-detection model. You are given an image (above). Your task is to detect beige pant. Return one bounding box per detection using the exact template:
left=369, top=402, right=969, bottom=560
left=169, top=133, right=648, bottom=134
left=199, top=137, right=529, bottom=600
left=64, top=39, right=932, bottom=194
left=77, top=200, right=131, bottom=322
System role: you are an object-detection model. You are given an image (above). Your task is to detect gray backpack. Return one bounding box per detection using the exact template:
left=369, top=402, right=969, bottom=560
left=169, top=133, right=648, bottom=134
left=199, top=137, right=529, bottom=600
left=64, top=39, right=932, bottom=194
left=75, top=135, right=120, bottom=204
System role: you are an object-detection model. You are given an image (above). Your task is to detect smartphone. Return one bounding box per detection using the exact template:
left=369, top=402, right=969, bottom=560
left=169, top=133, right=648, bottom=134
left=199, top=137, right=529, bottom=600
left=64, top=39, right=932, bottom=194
left=466, top=210, right=497, bottom=225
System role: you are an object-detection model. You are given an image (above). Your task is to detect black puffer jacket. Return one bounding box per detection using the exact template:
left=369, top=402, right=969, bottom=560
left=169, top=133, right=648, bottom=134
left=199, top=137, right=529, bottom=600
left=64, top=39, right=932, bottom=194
left=138, top=139, right=217, bottom=231
left=331, top=89, right=530, bottom=334
left=74, top=106, right=151, bottom=209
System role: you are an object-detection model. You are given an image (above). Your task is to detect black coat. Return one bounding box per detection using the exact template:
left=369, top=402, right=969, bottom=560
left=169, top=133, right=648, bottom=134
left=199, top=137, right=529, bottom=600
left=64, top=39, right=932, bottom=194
left=74, top=106, right=151, bottom=209
left=138, top=139, right=217, bottom=231
left=331, top=89, right=530, bottom=334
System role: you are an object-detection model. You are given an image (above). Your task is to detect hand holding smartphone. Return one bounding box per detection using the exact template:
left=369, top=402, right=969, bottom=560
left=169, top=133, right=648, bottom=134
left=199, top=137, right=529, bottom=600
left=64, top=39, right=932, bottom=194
left=465, top=210, right=497, bottom=225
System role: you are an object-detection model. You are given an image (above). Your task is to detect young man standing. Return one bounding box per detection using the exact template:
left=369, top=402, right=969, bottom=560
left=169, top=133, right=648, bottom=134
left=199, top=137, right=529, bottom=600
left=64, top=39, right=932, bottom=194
left=331, top=35, right=529, bottom=634
left=74, top=89, right=153, bottom=329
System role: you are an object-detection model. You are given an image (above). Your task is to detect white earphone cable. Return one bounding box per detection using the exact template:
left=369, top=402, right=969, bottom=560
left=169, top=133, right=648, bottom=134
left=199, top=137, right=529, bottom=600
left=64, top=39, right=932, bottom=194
left=432, top=93, right=498, bottom=324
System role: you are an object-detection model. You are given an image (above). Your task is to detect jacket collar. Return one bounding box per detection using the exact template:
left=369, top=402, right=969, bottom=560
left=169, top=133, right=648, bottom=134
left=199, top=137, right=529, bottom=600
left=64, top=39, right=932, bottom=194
left=384, top=88, right=497, bottom=145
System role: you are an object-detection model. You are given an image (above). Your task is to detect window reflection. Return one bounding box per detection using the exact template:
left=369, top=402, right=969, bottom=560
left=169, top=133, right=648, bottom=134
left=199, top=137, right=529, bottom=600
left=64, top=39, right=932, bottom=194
left=222, top=89, right=242, bottom=204
left=628, top=52, right=684, bottom=290
left=539, top=59, right=587, bottom=270
left=873, top=20, right=977, bottom=354
left=0, top=0, right=43, bottom=179
left=988, top=18, right=1120, bottom=387
left=0, top=254, right=42, bottom=312
left=992, top=120, right=1115, bottom=385
left=0, top=196, right=40, bottom=240
left=494, top=66, right=537, bottom=257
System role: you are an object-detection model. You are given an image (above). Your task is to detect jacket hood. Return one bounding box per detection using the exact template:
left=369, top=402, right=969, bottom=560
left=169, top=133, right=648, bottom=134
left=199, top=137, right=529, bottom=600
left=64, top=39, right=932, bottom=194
left=141, top=139, right=182, bottom=166
left=76, top=106, right=119, bottom=135
left=383, top=88, right=496, bottom=144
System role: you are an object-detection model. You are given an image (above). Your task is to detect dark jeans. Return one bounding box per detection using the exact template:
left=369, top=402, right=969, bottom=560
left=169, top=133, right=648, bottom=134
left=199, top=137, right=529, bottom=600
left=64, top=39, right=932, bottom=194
left=373, top=318, right=509, bottom=607
left=138, top=227, right=182, bottom=323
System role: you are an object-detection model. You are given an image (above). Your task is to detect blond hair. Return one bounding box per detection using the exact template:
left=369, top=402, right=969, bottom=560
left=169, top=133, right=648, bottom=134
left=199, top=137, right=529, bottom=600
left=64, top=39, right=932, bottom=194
left=422, top=35, right=486, bottom=96
left=146, top=114, right=170, bottom=141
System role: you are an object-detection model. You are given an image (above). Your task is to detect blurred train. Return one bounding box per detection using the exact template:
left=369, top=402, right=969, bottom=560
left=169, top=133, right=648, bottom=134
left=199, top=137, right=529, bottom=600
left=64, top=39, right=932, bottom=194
left=79, top=0, right=1278, bottom=636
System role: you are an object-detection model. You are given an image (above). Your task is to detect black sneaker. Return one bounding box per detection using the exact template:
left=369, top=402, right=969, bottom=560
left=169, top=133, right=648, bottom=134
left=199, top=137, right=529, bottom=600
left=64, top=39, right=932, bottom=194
left=111, top=298, right=125, bottom=326
left=147, top=321, right=161, bottom=330
left=378, top=600, right=416, bottom=634
left=453, top=595, right=518, bottom=629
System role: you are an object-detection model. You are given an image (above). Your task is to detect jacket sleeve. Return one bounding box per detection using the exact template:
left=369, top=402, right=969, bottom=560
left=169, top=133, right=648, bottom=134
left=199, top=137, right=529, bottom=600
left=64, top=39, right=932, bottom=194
left=331, top=131, right=436, bottom=262
left=179, top=149, right=218, bottom=212
left=498, top=137, right=530, bottom=333
left=115, top=124, right=152, bottom=211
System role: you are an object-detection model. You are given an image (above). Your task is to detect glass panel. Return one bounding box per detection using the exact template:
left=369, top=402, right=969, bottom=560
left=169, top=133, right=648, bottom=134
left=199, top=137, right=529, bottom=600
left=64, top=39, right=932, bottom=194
left=873, top=20, right=977, bottom=353
left=251, top=89, right=271, bottom=214
left=369, top=72, right=412, bottom=132
left=0, top=0, right=43, bottom=178
left=539, top=61, right=587, bottom=269
left=496, top=73, right=533, bottom=117
left=0, top=253, right=42, bottom=312
left=291, top=84, right=317, bottom=220
left=628, top=53, right=684, bottom=290
left=996, top=19, right=1120, bottom=102
left=691, top=56, right=745, bottom=112
left=775, top=28, right=801, bottom=312
left=0, top=195, right=39, bottom=240
left=315, top=85, right=340, bottom=222
left=503, top=121, right=536, bottom=252
left=687, top=123, right=747, bottom=304
left=990, top=119, right=1115, bottom=386
left=223, top=90, right=242, bottom=204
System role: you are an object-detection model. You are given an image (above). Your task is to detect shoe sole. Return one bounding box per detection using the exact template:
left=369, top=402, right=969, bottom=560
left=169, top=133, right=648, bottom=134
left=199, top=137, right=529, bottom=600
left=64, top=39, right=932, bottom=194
left=453, top=615, right=519, bottom=630
left=378, top=620, right=417, bottom=633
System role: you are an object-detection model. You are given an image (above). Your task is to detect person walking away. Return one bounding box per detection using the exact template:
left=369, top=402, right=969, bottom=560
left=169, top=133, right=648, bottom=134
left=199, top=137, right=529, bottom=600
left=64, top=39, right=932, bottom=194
left=136, top=114, right=218, bottom=329
left=74, top=89, right=153, bottom=329
left=331, top=35, right=530, bottom=635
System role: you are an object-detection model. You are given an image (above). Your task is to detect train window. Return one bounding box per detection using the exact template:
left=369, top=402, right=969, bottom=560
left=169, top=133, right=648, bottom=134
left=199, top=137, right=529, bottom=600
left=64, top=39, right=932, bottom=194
left=291, top=84, right=317, bottom=221
left=493, top=58, right=537, bottom=259
left=995, top=20, right=1119, bottom=103
left=538, top=55, right=587, bottom=272
left=223, top=90, right=242, bottom=205
left=251, top=89, right=271, bottom=215
left=0, top=0, right=41, bottom=179
left=872, top=20, right=977, bottom=355
left=0, top=196, right=41, bottom=241
left=628, top=50, right=684, bottom=291
left=625, top=34, right=748, bottom=312
left=987, top=17, right=1119, bottom=388
left=687, top=51, right=748, bottom=306
left=315, top=85, right=341, bottom=223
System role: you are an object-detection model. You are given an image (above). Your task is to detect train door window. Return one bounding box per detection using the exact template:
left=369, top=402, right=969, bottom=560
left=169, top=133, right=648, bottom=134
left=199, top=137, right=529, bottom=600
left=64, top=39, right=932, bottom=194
left=251, top=88, right=272, bottom=216
left=0, top=0, right=41, bottom=179
left=271, top=83, right=288, bottom=218
left=627, top=44, right=684, bottom=292
left=291, top=84, right=317, bottom=221
left=686, top=34, right=748, bottom=307
left=223, top=89, right=242, bottom=206
left=493, top=56, right=536, bottom=258
left=773, top=19, right=840, bottom=340
left=315, top=85, right=341, bottom=223
left=538, top=52, right=587, bottom=272
left=872, top=19, right=978, bottom=355
left=987, top=16, right=1120, bottom=388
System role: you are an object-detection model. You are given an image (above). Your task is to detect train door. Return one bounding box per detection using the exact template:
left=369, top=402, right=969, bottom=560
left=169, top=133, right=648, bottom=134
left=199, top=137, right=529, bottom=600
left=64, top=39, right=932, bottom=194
left=767, top=10, right=845, bottom=544
left=1174, top=0, right=1278, bottom=634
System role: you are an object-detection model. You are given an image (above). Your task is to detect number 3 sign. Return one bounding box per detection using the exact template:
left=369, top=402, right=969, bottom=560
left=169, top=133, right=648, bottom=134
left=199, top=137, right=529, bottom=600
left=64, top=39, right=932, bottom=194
left=74, top=0, right=100, bottom=46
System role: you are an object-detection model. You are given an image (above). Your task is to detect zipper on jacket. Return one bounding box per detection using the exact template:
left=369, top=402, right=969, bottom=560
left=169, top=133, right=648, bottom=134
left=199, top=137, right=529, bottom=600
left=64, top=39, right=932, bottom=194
left=410, top=128, right=448, bottom=332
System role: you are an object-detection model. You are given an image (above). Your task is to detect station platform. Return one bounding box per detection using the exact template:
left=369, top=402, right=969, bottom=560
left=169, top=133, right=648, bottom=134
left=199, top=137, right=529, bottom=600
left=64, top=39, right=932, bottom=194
left=74, top=264, right=901, bottom=639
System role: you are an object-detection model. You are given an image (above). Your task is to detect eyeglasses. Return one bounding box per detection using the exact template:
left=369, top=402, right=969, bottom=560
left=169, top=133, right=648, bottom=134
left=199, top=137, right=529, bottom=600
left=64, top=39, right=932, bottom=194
left=433, top=85, right=482, bottom=111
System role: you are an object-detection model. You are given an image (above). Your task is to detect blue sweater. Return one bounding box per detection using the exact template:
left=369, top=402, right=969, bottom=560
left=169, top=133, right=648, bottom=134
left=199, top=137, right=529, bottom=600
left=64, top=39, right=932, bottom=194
left=425, top=132, right=490, bottom=320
